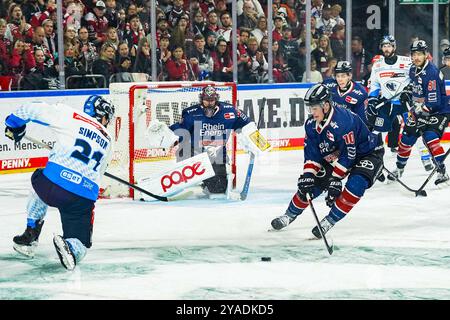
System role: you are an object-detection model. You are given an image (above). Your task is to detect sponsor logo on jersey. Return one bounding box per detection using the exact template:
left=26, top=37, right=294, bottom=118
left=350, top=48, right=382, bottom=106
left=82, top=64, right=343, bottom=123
left=356, top=159, right=374, bottom=170
left=224, top=112, right=235, bottom=119
left=345, top=96, right=358, bottom=104
left=60, top=170, right=82, bottom=184
left=160, top=162, right=206, bottom=192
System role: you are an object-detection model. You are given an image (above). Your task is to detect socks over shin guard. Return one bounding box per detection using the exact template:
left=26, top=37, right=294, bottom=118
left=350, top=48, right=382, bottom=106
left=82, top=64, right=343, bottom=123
left=329, top=175, right=368, bottom=222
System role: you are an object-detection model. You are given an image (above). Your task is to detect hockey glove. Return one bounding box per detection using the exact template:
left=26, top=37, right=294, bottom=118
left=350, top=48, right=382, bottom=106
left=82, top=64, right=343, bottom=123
left=366, top=97, right=380, bottom=117
left=297, top=173, right=316, bottom=199
left=400, top=84, right=413, bottom=106
left=5, top=124, right=26, bottom=142
left=325, top=177, right=342, bottom=207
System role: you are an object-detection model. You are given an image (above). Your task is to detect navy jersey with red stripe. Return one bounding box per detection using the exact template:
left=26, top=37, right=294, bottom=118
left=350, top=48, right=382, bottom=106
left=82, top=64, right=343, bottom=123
left=409, top=60, right=450, bottom=115
left=303, top=106, right=379, bottom=179
left=322, top=78, right=369, bottom=125
left=170, top=102, right=250, bottom=156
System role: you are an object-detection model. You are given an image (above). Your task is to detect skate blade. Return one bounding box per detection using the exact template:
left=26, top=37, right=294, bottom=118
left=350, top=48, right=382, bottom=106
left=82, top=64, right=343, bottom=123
left=13, top=242, right=37, bottom=258
left=53, top=236, right=76, bottom=271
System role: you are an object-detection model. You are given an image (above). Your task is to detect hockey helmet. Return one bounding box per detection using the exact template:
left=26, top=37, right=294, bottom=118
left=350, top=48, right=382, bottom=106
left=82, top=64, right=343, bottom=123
left=304, top=83, right=332, bottom=109
left=410, top=40, right=428, bottom=53
left=199, top=85, right=219, bottom=103
left=444, top=47, right=450, bottom=58
left=379, top=35, right=396, bottom=50
left=334, top=60, right=352, bottom=74
left=84, top=95, right=115, bottom=124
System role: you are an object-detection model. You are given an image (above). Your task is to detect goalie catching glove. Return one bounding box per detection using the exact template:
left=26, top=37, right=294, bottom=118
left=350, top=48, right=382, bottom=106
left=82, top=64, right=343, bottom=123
left=239, top=122, right=271, bottom=155
left=145, top=119, right=178, bottom=149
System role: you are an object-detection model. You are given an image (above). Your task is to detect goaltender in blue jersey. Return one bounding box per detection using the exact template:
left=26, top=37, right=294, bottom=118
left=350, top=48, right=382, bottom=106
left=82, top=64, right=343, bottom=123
left=145, top=85, right=271, bottom=195
left=271, top=84, right=384, bottom=238
left=4, top=95, right=115, bottom=271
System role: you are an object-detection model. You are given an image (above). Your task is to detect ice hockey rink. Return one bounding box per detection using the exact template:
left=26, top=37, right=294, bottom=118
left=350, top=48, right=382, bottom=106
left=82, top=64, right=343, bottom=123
left=1, top=147, right=450, bottom=300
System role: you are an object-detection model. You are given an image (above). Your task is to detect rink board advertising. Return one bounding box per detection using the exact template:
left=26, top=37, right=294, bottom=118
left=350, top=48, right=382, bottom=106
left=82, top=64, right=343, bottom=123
left=0, top=83, right=449, bottom=174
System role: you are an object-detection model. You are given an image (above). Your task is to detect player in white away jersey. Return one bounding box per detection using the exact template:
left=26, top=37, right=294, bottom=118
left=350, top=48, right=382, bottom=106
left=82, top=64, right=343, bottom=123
left=367, top=35, right=432, bottom=173
left=4, top=95, right=115, bottom=270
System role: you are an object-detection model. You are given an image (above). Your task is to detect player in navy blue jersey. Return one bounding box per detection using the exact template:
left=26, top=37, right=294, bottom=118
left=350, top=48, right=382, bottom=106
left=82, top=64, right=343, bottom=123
left=271, top=84, right=384, bottom=238
left=389, top=40, right=450, bottom=186
left=322, top=60, right=368, bottom=125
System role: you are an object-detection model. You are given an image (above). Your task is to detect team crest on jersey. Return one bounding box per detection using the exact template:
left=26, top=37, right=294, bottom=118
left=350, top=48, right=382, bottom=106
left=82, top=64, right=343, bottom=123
left=386, top=81, right=398, bottom=92
left=224, top=112, right=235, bottom=119
left=326, top=130, right=335, bottom=142
left=345, top=96, right=358, bottom=104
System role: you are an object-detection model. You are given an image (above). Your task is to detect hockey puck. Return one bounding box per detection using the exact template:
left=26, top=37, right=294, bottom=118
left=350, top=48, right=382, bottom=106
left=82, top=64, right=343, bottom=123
left=261, top=257, right=271, bottom=262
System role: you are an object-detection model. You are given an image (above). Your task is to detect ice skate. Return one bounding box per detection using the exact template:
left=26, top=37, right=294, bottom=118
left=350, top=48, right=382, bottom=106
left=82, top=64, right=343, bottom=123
left=13, top=220, right=44, bottom=258
left=435, top=165, right=449, bottom=186
left=311, top=216, right=336, bottom=239
left=53, top=235, right=76, bottom=271
left=422, top=158, right=434, bottom=172
left=271, top=213, right=297, bottom=230
left=387, top=166, right=404, bottom=182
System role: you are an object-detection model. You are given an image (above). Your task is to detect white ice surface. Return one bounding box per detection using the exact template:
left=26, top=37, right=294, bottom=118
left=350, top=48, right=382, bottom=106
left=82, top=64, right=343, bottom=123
left=1, top=148, right=450, bottom=299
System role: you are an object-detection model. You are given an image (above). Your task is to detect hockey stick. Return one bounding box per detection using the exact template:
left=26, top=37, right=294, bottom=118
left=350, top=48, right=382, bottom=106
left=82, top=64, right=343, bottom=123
left=240, top=98, right=266, bottom=200
left=414, top=146, right=450, bottom=197
left=23, top=135, right=169, bottom=202
left=306, top=193, right=334, bottom=255
left=382, top=166, right=427, bottom=197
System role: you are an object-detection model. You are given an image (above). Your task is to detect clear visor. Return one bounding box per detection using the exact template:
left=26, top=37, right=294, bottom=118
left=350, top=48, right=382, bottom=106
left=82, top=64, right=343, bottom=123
left=305, top=102, right=325, bottom=114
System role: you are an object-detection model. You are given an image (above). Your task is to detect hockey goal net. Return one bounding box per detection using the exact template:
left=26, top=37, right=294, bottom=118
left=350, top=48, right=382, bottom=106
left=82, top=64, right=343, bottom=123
left=103, top=81, right=238, bottom=199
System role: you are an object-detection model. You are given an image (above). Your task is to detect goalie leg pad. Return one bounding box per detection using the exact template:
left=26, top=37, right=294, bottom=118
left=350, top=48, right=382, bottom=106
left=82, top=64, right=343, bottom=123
left=203, top=164, right=228, bottom=194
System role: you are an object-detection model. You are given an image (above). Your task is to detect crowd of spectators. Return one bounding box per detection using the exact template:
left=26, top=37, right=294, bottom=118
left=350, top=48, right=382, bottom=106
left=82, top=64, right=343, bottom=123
left=0, top=0, right=448, bottom=90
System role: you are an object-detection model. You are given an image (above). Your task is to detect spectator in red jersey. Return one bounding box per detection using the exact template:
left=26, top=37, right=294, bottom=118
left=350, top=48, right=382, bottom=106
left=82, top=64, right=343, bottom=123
left=83, top=0, right=109, bottom=47
left=123, top=14, right=145, bottom=56
left=5, top=4, right=34, bottom=43
left=10, top=39, right=36, bottom=87
left=166, top=46, right=194, bottom=81
left=211, top=37, right=233, bottom=82
left=0, top=19, right=12, bottom=74
left=29, top=0, right=56, bottom=29
left=272, top=15, right=284, bottom=42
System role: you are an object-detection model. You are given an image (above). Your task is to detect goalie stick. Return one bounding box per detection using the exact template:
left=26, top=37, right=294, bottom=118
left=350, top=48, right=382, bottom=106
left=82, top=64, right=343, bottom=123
left=24, top=136, right=169, bottom=202
left=240, top=98, right=266, bottom=200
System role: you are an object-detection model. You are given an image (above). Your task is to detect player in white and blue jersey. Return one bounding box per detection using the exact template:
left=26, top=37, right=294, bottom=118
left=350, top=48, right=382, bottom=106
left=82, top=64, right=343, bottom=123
left=4, top=95, right=115, bottom=270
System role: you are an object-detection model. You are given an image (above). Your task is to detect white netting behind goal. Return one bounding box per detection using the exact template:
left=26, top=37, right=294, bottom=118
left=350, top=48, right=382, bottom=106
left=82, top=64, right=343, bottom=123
left=103, top=81, right=237, bottom=199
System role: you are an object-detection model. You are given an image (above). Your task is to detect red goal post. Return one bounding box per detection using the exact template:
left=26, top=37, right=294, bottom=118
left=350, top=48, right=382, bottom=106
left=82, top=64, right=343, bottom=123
left=104, top=81, right=238, bottom=199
